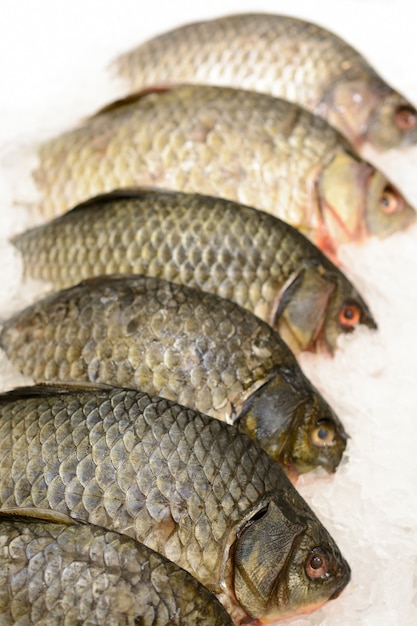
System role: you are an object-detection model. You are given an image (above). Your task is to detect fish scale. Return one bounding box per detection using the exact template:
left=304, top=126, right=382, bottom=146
left=0, top=384, right=350, bottom=623
left=113, top=13, right=417, bottom=151
left=0, top=518, right=234, bottom=625
left=0, top=273, right=349, bottom=477
left=12, top=189, right=376, bottom=355
left=32, top=84, right=415, bottom=262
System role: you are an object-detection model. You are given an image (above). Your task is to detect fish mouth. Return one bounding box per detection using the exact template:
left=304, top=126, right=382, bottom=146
left=314, top=454, right=341, bottom=475
left=328, top=559, right=351, bottom=600
left=359, top=302, right=378, bottom=330
left=329, top=583, right=346, bottom=601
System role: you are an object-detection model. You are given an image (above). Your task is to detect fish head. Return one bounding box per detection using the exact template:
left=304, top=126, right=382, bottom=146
left=323, top=73, right=417, bottom=150
left=365, top=90, right=417, bottom=151
left=236, top=372, right=348, bottom=479
left=272, top=262, right=376, bottom=354
left=317, top=149, right=415, bottom=250
left=233, top=495, right=351, bottom=622
left=319, top=268, right=377, bottom=353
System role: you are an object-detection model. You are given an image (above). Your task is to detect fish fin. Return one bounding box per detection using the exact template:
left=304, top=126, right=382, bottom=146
left=0, top=507, right=75, bottom=525
left=92, top=84, right=177, bottom=117
left=0, top=381, right=116, bottom=404
left=76, top=273, right=149, bottom=288
left=64, top=186, right=181, bottom=214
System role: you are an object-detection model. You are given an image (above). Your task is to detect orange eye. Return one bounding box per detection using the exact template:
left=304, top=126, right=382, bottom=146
left=339, top=303, right=361, bottom=329
left=379, top=185, right=404, bottom=215
left=311, top=419, right=336, bottom=447
left=305, top=548, right=330, bottom=579
left=395, top=105, right=417, bottom=131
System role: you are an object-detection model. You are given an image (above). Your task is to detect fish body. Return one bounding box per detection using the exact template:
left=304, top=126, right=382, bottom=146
left=12, top=188, right=376, bottom=354
left=0, top=515, right=233, bottom=625
left=0, top=274, right=347, bottom=478
left=34, top=85, right=415, bottom=257
left=0, top=384, right=350, bottom=624
left=113, top=13, right=417, bottom=152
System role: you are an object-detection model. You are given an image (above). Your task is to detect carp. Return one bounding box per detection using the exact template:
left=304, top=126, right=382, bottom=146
left=0, top=274, right=349, bottom=478
left=0, top=513, right=233, bottom=625
left=0, top=384, right=351, bottom=624
left=12, top=188, right=377, bottom=354
left=114, top=13, right=417, bottom=151
left=33, top=85, right=415, bottom=259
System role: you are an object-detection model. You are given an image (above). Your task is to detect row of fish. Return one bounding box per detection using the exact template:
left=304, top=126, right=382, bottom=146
left=0, top=385, right=350, bottom=624
left=1, top=11, right=415, bottom=625
left=113, top=13, right=417, bottom=152
left=13, top=188, right=376, bottom=355
left=33, top=85, right=414, bottom=265
left=0, top=273, right=348, bottom=478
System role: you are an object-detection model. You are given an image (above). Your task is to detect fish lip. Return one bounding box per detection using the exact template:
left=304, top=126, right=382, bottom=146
left=329, top=560, right=351, bottom=600
left=329, top=579, right=348, bottom=600
left=318, top=457, right=342, bottom=474
left=362, top=308, right=378, bottom=330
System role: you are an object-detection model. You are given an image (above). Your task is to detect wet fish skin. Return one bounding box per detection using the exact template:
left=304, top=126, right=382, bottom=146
left=0, top=274, right=348, bottom=478
left=33, top=85, right=415, bottom=257
left=113, top=13, right=417, bottom=151
left=12, top=187, right=377, bottom=355
left=0, top=384, right=350, bottom=624
left=0, top=515, right=233, bottom=626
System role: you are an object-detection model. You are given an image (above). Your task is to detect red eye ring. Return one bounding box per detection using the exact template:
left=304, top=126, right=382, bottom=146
left=395, top=106, right=417, bottom=131
left=305, top=548, right=330, bottom=579
left=339, top=303, right=361, bottom=329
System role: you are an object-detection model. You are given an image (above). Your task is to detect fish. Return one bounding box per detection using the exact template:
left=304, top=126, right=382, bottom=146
left=0, top=513, right=233, bottom=626
left=113, top=13, right=417, bottom=152
left=33, top=84, right=415, bottom=259
left=0, top=274, right=348, bottom=478
left=0, top=383, right=351, bottom=624
left=12, top=187, right=377, bottom=355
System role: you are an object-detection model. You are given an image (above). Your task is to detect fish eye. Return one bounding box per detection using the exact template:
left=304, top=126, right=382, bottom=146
left=379, top=185, right=404, bottom=215
left=311, top=419, right=336, bottom=447
left=305, top=547, right=330, bottom=579
left=395, top=105, right=417, bottom=131
left=338, top=302, right=361, bottom=330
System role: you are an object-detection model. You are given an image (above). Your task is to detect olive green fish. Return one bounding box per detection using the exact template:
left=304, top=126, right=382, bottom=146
left=0, top=384, right=350, bottom=624
left=0, top=514, right=233, bottom=626
left=33, top=85, right=415, bottom=260
left=0, top=274, right=347, bottom=479
left=12, top=188, right=377, bottom=355
left=113, top=13, right=417, bottom=152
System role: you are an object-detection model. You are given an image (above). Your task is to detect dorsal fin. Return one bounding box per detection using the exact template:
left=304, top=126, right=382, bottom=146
left=0, top=381, right=115, bottom=404
left=92, top=84, right=177, bottom=117
left=64, top=186, right=180, bottom=214
left=76, top=272, right=148, bottom=287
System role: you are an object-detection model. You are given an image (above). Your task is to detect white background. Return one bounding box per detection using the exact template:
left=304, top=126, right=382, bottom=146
left=1, top=1, right=417, bottom=625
